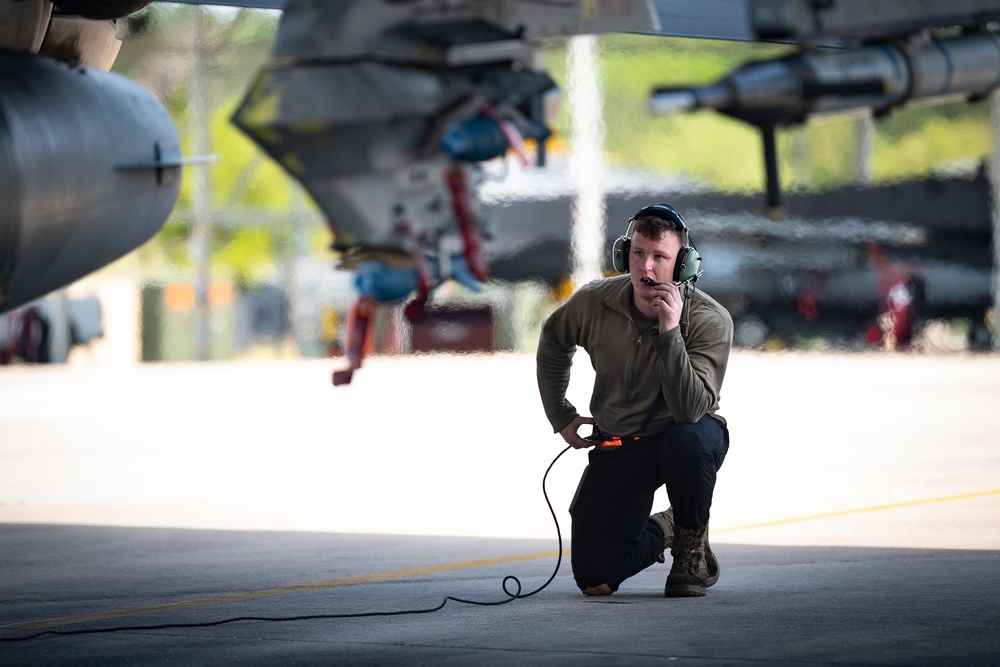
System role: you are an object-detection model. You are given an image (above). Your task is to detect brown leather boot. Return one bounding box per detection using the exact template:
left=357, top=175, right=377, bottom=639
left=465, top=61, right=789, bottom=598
left=664, top=526, right=720, bottom=597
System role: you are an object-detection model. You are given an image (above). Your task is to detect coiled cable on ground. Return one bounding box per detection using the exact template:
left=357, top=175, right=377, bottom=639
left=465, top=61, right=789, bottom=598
left=1, top=446, right=573, bottom=642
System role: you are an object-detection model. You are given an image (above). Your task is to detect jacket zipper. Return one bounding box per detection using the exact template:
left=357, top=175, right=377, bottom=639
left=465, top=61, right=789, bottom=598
left=626, top=328, right=642, bottom=396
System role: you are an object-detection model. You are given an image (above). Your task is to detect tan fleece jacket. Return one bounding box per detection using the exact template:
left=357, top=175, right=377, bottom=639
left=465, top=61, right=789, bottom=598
left=536, top=274, right=733, bottom=437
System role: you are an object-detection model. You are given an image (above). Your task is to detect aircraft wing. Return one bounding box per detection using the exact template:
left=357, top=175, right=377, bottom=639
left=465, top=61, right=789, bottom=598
left=166, top=0, right=285, bottom=6
left=648, top=0, right=753, bottom=41
left=160, top=0, right=754, bottom=40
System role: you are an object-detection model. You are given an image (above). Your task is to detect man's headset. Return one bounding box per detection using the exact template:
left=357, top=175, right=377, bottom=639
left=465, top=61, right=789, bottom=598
left=611, top=203, right=702, bottom=284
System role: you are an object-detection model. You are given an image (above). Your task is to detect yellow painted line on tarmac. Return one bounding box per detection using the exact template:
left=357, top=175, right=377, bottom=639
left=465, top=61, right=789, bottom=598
left=0, top=549, right=560, bottom=632
left=5, top=487, right=999, bottom=633
left=714, top=487, right=1000, bottom=534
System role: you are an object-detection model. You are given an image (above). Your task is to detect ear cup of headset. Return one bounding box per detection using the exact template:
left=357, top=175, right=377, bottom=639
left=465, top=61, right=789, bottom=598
left=674, top=246, right=702, bottom=283
left=612, top=236, right=630, bottom=273
left=611, top=219, right=635, bottom=274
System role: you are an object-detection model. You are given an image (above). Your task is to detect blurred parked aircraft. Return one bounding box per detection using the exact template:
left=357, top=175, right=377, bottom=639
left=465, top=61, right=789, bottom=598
left=3, top=0, right=999, bottom=375
left=481, top=163, right=993, bottom=350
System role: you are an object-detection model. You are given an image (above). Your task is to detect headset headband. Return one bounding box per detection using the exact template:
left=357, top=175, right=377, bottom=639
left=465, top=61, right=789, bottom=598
left=630, top=203, right=689, bottom=236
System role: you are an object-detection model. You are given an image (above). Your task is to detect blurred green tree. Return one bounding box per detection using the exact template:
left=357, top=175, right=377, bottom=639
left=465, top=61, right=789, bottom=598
left=113, top=5, right=325, bottom=287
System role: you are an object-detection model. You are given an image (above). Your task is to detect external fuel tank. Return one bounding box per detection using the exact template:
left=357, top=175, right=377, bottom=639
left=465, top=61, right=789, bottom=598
left=0, top=51, right=180, bottom=312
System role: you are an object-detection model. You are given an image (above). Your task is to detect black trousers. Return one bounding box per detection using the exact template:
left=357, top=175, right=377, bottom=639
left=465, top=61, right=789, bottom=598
left=568, top=414, right=729, bottom=592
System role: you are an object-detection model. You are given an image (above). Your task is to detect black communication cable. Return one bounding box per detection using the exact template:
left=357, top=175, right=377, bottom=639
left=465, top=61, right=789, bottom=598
left=0, top=446, right=574, bottom=643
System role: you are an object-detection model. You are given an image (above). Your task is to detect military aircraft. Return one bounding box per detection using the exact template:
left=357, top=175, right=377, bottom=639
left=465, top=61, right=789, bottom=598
left=3, top=0, right=999, bottom=377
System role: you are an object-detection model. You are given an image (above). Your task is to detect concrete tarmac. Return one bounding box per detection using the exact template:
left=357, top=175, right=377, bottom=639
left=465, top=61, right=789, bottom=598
left=1, top=352, right=999, bottom=665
